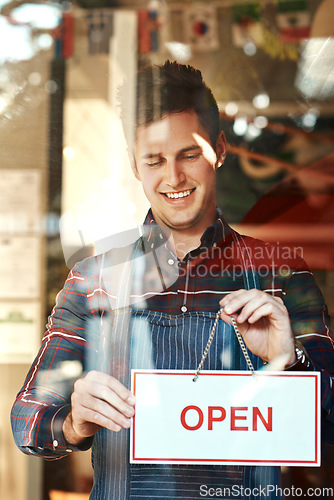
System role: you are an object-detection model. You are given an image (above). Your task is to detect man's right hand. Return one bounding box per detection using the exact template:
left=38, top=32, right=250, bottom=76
left=63, top=370, right=135, bottom=446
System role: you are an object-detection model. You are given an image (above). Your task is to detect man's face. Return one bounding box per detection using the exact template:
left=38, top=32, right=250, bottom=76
left=133, top=111, right=226, bottom=236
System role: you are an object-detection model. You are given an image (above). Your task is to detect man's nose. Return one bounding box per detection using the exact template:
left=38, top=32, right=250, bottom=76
left=164, top=160, right=186, bottom=188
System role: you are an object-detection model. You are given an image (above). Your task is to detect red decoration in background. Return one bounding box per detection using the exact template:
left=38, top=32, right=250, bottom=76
left=62, top=12, right=74, bottom=58
left=138, top=8, right=160, bottom=54
left=52, top=11, right=75, bottom=59
left=193, top=21, right=208, bottom=36
left=279, top=24, right=310, bottom=43
left=138, top=10, right=151, bottom=54
left=184, top=4, right=219, bottom=52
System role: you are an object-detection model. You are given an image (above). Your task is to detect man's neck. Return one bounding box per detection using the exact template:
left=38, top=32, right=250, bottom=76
left=147, top=208, right=218, bottom=260
left=166, top=213, right=219, bottom=260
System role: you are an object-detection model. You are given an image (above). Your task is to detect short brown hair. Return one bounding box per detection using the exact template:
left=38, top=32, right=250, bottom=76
left=119, top=60, right=220, bottom=151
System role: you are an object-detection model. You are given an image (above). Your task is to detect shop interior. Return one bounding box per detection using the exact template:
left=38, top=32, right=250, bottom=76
left=1, top=0, right=334, bottom=498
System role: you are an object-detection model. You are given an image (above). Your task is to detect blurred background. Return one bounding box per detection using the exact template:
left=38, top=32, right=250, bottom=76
left=0, top=0, right=334, bottom=498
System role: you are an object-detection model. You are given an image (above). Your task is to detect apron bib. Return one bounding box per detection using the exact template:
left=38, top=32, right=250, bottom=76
left=89, top=237, right=282, bottom=500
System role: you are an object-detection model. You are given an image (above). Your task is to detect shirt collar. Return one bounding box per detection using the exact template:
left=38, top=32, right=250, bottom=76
left=143, top=208, right=230, bottom=251
left=200, top=208, right=228, bottom=248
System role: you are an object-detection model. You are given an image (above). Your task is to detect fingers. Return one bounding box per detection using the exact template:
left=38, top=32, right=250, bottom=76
left=219, top=290, right=295, bottom=365
left=71, top=370, right=135, bottom=435
left=71, top=392, right=130, bottom=432
left=219, top=289, right=286, bottom=324
left=243, top=302, right=279, bottom=325
left=83, top=370, right=135, bottom=408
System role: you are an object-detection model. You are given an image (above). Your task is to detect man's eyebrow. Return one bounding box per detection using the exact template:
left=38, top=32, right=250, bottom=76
left=141, top=153, right=163, bottom=160
left=178, top=145, right=202, bottom=154
left=141, top=145, right=202, bottom=160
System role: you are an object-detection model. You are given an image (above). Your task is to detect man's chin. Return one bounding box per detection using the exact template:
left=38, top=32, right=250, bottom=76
left=161, top=216, right=200, bottom=232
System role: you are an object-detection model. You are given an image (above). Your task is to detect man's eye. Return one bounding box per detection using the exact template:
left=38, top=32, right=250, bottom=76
left=182, top=152, right=201, bottom=161
left=146, top=159, right=164, bottom=167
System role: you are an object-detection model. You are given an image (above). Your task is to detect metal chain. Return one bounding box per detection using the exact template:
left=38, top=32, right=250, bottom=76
left=193, top=309, right=222, bottom=381
left=193, top=308, right=255, bottom=381
left=230, top=314, right=255, bottom=374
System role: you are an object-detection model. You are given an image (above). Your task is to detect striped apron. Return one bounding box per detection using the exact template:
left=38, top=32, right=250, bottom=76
left=88, top=243, right=282, bottom=499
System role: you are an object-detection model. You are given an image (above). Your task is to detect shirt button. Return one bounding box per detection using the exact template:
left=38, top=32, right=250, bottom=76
left=181, top=305, right=187, bottom=313
left=53, top=440, right=58, bottom=448
left=168, top=258, right=174, bottom=266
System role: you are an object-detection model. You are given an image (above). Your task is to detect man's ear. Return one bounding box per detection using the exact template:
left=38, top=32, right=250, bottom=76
left=215, top=131, right=227, bottom=169
left=128, top=150, right=141, bottom=181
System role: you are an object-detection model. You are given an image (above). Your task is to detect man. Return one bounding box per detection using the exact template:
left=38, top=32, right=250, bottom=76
left=11, top=61, right=334, bottom=499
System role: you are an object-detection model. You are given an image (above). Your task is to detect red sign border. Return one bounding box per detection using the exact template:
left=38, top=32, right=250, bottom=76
left=131, top=370, right=320, bottom=466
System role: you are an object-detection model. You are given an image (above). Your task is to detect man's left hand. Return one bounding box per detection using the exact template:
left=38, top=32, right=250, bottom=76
left=219, top=289, right=296, bottom=367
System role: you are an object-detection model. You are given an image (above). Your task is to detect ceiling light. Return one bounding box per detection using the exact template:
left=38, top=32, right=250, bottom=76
left=252, top=93, right=270, bottom=110
left=233, top=116, right=248, bottom=136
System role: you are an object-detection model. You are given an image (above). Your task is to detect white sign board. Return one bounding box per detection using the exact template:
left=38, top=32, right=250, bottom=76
left=0, top=169, right=41, bottom=233
left=130, top=370, right=320, bottom=467
left=0, top=236, right=40, bottom=299
left=0, top=301, right=41, bottom=363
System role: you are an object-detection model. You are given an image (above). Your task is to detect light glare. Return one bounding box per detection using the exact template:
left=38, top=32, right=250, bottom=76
left=0, top=97, right=8, bottom=114
left=63, top=147, right=75, bottom=160
left=126, top=202, right=137, bottom=215
left=246, top=123, right=261, bottom=140
left=233, top=116, right=248, bottom=136
left=28, top=72, right=42, bottom=86
left=254, top=116, right=268, bottom=129
left=253, top=93, right=270, bottom=110
left=225, top=102, right=239, bottom=116
left=244, top=41, right=257, bottom=56
left=10, top=4, right=62, bottom=30
left=302, top=112, right=317, bottom=128
left=36, top=33, right=53, bottom=50
left=165, top=42, right=192, bottom=63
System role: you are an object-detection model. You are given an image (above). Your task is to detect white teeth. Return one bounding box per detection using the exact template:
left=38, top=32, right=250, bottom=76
left=165, top=189, right=192, bottom=199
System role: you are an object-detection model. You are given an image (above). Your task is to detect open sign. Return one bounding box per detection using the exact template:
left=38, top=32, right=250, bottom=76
left=180, top=404, right=273, bottom=431
left=130, top=370, right=320, bottom=466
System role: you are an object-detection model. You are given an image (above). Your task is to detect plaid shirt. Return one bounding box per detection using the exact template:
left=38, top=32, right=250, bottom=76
left=11, top=210, right=334, bottom=459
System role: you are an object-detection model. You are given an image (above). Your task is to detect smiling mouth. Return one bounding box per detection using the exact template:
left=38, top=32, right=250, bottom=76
left=163, top=188, right=195, bottom=199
